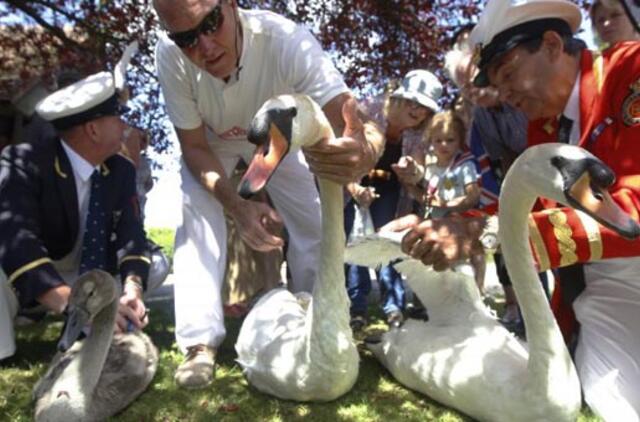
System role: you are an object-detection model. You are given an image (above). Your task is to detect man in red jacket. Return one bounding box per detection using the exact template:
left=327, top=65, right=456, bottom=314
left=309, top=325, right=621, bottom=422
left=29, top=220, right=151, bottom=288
left=388, top=0, right=640, bottom=419
left=473, top=0, right=640, bottom=419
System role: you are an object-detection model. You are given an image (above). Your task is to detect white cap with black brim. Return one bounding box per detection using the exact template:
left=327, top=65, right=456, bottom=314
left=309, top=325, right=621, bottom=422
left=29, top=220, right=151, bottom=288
left=470, top=0, right=581, bottom=87
left=36, top=41, right=138, bottom=131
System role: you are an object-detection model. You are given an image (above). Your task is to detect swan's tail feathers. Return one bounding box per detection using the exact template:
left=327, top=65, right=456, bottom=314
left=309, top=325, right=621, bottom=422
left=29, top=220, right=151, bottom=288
left=345, top=231, right=409, bottom=268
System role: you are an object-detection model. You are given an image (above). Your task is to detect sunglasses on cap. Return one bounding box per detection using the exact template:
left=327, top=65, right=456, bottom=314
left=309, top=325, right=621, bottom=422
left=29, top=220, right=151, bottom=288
left=167, top=2, right=224, bottom=49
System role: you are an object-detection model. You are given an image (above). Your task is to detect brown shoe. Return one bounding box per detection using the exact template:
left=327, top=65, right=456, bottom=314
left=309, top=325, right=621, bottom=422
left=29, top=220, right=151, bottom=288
left=174, top=344, right=216, bottom=389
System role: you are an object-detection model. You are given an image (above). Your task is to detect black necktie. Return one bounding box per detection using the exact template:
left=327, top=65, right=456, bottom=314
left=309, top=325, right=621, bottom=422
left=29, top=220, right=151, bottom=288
left=557, top=115, right=574, bottom=144
left=79, top=170, right=108, bottom=275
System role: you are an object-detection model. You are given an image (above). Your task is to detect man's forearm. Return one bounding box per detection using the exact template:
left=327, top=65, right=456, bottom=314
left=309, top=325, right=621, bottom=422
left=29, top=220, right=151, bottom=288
left=182, top=143, right=244, bottom=213
left=362, top=119, right=385, bottom=163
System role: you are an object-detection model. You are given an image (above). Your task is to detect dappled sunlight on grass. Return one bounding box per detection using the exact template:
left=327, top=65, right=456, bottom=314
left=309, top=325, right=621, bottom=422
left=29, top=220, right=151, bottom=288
left=0, top=295, right=604, bottom=421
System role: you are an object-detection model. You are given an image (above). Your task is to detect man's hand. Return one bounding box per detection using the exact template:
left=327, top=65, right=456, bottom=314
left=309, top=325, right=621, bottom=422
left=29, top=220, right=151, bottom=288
left=304, top=97, right=378, bottom=185
left=392, top=156, right=423, bottom=185
left=115, top=278, right=148, bottom=333
left=37, top=284, right=71, bottom=314
left=380, top=215, right=485, bottom=271
left=232, top=199, right=284, bottom=252
left=349, top=183, right=379, bottom=208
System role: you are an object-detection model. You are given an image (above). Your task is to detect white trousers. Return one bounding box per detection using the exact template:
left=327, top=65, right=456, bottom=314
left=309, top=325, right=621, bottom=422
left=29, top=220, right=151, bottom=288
left=574, top=257, right=640, bottom=422
left=173, top=146, right=321, bottom=352
left=0, top=269, right=18, bottom=360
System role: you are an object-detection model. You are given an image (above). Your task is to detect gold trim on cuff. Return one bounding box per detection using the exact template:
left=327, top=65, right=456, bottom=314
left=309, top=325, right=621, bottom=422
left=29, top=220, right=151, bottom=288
left=548, top=210, right=578, bottom=267
left=120, top=255, right=151, bottom=265
left=528, top=215, right=551, bottom=271
left=575, top=210, right=603, bottom=261
left=8, top=257, right=53, bottom=284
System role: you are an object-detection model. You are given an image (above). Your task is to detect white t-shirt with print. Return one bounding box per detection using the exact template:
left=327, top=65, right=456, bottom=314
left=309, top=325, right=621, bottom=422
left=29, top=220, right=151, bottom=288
left=155, top=8, right=349, bottom=155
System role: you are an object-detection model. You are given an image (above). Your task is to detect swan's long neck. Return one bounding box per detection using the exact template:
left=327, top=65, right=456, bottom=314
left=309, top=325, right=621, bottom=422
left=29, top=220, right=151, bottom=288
left=310, top=178, right=350, bottom=331
left=54, top=295, right=118, bottom=401
left=303, top=117, right=352, bottom=357
left=499, top=174, right=573, bottom=386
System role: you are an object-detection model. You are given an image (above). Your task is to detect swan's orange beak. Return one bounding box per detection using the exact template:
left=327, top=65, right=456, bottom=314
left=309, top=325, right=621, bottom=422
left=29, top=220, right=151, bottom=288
left=565, top=167, right=640, bottom=239
left=238, top=123, right=290, bottom=198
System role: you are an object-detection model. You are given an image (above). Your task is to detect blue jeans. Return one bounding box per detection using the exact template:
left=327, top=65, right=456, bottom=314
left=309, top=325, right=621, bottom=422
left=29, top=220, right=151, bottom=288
left=344, top=180, right=405, bottom=316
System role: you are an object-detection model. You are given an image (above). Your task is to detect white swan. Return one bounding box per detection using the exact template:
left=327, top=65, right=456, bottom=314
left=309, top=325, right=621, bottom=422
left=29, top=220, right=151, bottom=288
left=345, top=144, right=640, bottom=422
left=234, top=94, right=358, bottom=401
left=33, top=270, right=158, bottom=421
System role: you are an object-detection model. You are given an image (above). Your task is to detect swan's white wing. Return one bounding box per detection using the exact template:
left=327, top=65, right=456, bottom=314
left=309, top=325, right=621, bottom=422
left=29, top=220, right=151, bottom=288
left=235, top=288, right=307, bottom=370
left=345, top=230, right=409, bottom=268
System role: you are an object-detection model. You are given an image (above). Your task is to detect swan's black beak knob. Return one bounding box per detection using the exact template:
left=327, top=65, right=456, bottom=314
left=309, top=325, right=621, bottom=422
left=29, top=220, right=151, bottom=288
left=238, top=107, right=297, bottom=198
left=555, top=156, right=640, bottom=239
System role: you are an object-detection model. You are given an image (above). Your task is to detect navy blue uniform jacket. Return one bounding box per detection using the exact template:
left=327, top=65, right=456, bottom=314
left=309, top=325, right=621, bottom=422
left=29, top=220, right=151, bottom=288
left=0, top=136, right=150, bottom=307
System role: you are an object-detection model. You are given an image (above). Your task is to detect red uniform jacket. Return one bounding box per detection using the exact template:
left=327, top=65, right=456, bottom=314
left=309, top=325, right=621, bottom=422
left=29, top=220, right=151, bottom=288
left=527, top=43, right=640, bottom=340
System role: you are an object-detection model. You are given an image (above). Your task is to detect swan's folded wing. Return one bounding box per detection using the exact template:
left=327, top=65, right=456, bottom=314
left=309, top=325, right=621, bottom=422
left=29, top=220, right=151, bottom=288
left=90, top=334, right=158, bottom=417
left=33, top=349, right=79, bottom=400
left=345, top=231, right=409, bottom=268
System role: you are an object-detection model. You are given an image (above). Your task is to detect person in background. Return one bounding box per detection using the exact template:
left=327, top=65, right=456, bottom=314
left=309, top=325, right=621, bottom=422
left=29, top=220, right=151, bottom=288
left=121, top=126, right=154, bottom=218
left=444, top=27, right=546, bottom=334
left=389, top=0, right=640, bottom=418
left=409, top=110, right=484, bottom=293
left=121, top=126, right=171, bottom=294
left=153, top=0, right=384, bottom=389
left=346, top=70, right=440, bottom=331
left=591, top=0, right=640, bottom=48
left=0, top=43, right=150, bottom=361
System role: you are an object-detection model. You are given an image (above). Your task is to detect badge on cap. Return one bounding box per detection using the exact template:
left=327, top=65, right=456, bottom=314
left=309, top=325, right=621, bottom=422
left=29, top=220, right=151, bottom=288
left=622, top=79, right=640, bottom=126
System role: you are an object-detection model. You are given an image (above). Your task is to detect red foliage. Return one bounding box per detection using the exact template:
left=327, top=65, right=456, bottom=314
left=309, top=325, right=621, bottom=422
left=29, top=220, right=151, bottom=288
left=0, top=0, right=592, bottom=156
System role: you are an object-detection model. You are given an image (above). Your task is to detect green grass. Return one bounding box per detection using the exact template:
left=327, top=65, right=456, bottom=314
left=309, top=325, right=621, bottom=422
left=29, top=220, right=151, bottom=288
left=0, top=297, right=603, bottom=422
left=0, top=230, right=602, bottom=421
left=147, top=227, right=176, bottom=263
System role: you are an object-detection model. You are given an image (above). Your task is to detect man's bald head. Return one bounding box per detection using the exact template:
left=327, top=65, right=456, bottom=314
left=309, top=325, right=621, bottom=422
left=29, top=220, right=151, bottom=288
left=153, top=0, right=218, bottom=31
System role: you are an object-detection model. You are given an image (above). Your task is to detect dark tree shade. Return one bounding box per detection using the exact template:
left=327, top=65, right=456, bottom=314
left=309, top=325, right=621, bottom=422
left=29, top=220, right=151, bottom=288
left=0, top=0, right=591, bottom=155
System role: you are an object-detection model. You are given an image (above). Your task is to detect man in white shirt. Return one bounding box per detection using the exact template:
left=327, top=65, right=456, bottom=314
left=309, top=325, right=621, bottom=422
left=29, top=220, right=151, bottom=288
left=153, top=0, right=384, bottom=388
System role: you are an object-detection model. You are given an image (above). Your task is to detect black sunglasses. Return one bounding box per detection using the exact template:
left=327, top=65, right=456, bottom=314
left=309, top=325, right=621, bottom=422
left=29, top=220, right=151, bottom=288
left=167, top=3, right=224, bottom=49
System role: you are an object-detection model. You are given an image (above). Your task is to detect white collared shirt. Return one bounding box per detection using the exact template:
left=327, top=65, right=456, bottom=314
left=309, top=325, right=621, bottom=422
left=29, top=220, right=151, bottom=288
left=56, top=141, right=100, bottom=282
left=562, top=71, right=581, bottom=145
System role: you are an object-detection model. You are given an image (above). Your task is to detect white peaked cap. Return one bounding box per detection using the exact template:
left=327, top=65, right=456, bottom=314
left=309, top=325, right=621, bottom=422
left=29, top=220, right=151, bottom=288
left=470, top=0, right=581, bottom=87
left=36, top=41, right=139, bottom=130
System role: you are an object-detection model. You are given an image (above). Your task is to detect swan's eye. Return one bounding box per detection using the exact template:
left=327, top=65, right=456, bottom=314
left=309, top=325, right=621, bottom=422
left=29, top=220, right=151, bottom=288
left=590, top=182, right=604, bottom=201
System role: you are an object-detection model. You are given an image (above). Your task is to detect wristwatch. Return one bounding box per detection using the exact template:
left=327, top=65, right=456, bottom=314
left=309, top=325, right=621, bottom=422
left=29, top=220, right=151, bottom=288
left=479, top=215, right=499, bottom=252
